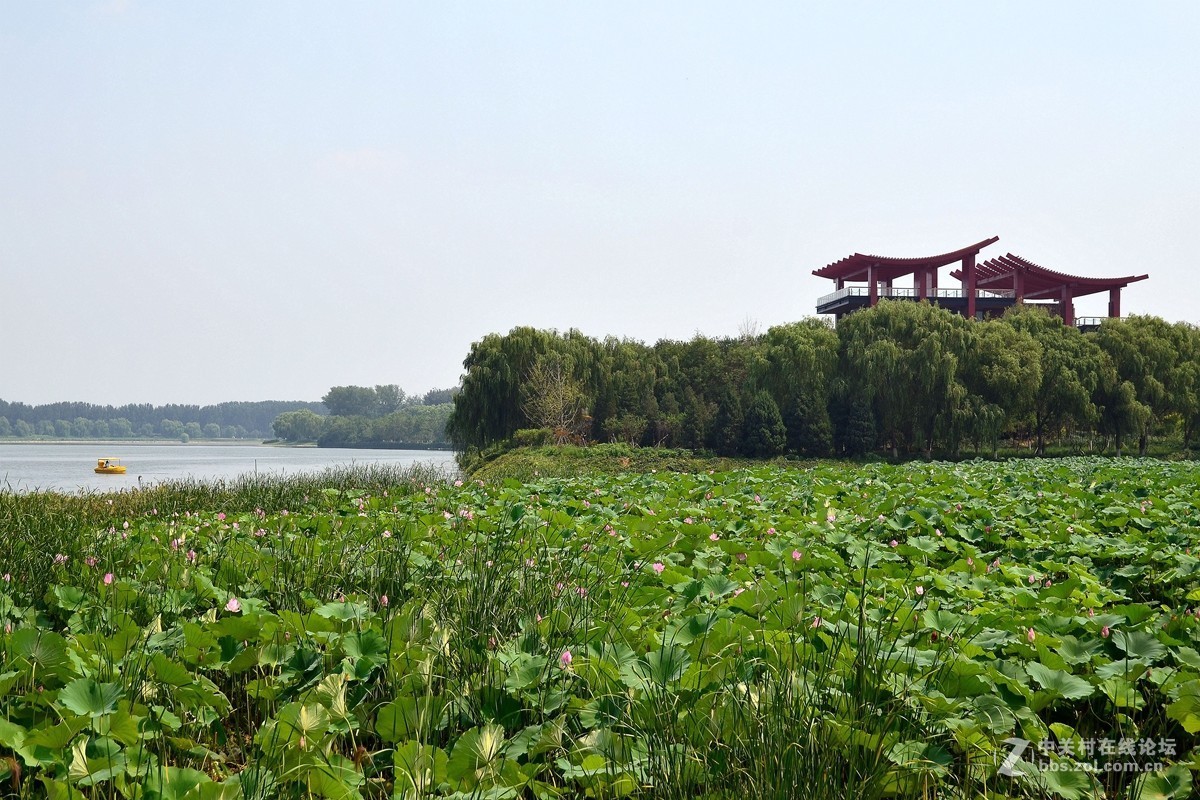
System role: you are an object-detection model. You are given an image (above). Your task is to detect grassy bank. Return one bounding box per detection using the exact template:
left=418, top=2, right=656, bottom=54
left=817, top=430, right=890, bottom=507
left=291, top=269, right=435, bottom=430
left=462, top=443, right=782, bottom=481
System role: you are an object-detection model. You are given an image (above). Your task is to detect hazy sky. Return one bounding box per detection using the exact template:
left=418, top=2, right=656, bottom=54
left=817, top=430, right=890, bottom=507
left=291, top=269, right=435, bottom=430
left=3, top=2, right=1198, bottom=406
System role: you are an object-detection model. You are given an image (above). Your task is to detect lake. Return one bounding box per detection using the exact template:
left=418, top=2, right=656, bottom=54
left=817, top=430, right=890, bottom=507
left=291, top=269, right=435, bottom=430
left=0, top=442, right=458, bottom=493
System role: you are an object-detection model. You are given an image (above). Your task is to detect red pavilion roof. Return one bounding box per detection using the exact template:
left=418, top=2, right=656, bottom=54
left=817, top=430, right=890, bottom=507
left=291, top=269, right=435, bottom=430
left=812, top=236, right=999, bottom=283
left=949, top=254, right=1148, bottom=299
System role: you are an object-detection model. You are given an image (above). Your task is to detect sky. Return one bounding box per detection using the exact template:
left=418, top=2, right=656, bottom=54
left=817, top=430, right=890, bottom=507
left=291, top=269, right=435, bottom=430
left=2, top=2, right=1198, bottom=406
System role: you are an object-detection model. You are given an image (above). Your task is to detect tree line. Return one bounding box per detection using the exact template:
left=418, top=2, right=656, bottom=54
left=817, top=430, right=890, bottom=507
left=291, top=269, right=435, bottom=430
left=271, top=385, right=456, bottom=448
left=0, top=400, right=325, bottom=440
left=447, top=303, right=1200, bottom=459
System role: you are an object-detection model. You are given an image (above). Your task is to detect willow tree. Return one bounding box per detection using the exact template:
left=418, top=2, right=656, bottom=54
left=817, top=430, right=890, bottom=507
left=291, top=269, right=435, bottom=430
left=1093, top=316, right=1188, bottom=455
left=959, top=320, right=1042, bottom=456
left=838, top=301, right=971, bottom=457
left=999, top=306, right=1102, bottom=455
left=448, top=327, right=558, bottom=451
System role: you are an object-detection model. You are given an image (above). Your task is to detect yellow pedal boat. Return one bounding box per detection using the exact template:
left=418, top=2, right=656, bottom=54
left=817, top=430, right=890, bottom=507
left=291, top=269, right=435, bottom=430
left=95, top=458, right=127, bottom=474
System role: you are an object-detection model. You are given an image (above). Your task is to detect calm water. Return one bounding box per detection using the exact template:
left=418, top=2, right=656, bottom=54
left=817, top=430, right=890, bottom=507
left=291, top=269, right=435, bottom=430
left=0, top=443, right=458, bottom=493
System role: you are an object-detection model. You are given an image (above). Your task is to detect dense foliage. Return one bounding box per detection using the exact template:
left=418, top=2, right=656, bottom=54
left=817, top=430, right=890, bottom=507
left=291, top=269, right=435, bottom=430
left=3, top=459, right=1199, bottom=798
left=272, top=387, right=458, bottom=448
left=0, top=400, right=327, bottom=440
left=447, top=306, right=1200, bottom=459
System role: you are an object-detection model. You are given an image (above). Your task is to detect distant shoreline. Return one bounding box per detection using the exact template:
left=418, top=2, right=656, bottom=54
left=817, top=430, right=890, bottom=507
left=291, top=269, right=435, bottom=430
left=0, top=438, right=263, bottom=447
left=0, top=438, right=454, bottom=451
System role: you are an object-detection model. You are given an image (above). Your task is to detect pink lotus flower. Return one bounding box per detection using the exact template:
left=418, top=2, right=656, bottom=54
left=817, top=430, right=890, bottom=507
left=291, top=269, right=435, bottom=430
left=225, top=596, right=241, bottom=613
left=967, top=557, right=974, bottom=567
left=1026, top=627, right=1036, bottom=643
left=380, top=594, right=389, bottom=607
left=915, top=586, right=924, bottom=596
left=1101, top=626, right=1110, bottom=638
left=767, top=527, right=776, bottom=535
left=103, top=573, right=114, bottom=585
left=1, top=573, right=9, bottom=582
left=792, top=550, right=802, bottom=561
left=187, top=549, right=197, bottom=562
left=216, top=513, right=225, bottom=522
left=652, top=562, right=665, bottom=574
left=559, top=649, right=573, bottom=668
left=684, top=517, right=693, bottom=525
left=1029, top=575, right=1037, bottom=584
left=811, top=616, right=822, bottom=628
left=890, top=540, right=898, bottom=548
left=709, top=533, right=720, bottom=541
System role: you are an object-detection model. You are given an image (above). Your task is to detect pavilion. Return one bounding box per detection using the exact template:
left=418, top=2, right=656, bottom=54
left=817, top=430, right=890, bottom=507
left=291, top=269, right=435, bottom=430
left=813, top=236, right=1147, bottom=327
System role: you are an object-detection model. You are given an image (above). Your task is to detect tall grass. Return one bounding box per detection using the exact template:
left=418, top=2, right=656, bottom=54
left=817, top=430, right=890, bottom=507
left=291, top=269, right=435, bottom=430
left=627, top=563, right=965, bottom=800
left=0, top=462, right=452, bottom=603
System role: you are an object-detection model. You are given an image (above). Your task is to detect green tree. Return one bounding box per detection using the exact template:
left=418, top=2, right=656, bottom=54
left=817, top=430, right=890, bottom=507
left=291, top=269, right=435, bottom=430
left=374, top=384, right=405, bottom=416
left=755, top=319, right=839, bottom=411
left=742, top=391, right=787, bottom=457
left=272, top=409, right=327, bottom=442
left=836, top=392, right=877, bottom=457
left=1000, top=306, right=1103, bottom=455
left=14, top=420, right=33, bottom=437
left=0, top=417, right=11, bottom=437
left=323, top=386, right=378, bottom=418
left=1093, top=316, right=1185, bottom=455
left=449, top=327, right=577, bottom=451
left=709, top=388, right=745, bottom=456
left=203, top=423, right=221, bottom=439
left=838, top=301, right=971, bottom=457
left=1093, top=361, right=1148, bottom=456
left=959, top=321, right=1042, bottom=456
left=785, top=392, right=833, bottom=457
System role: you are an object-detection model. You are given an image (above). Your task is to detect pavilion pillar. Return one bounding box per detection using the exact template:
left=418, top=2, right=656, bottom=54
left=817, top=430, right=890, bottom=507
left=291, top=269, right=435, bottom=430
left=963, top=255, right=977, bottom=319
left=917, top=267, right=928, bottom=300
left=837, top=277, right=845, bottom=290
left=867, top=265, right=878, bottom=306
left=1108, top=287, right=1121, bottom=318
left=1061, top=286, right=1075, bottom=326
left=1014, top=270, right=1025, bottom=304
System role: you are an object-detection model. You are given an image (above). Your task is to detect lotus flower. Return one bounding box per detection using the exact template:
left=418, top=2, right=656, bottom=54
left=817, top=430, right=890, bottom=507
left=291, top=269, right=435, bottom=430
left=225, top=596, right=241, bottom=613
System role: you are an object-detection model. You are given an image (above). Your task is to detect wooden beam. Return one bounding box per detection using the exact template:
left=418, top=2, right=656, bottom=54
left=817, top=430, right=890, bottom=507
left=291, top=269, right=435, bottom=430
left=964, top=254, right=976, bottom=319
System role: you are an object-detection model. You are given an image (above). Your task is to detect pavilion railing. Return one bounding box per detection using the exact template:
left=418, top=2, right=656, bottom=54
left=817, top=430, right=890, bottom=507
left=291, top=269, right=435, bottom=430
left=817, top=286, right=1016, bottom=306
left=1075, top=317, right=1109, bottom=328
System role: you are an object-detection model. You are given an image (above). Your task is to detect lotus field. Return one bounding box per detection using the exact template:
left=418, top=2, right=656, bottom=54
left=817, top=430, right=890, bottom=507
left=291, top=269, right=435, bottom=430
left=4, top=458, right=1200, bottom=799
